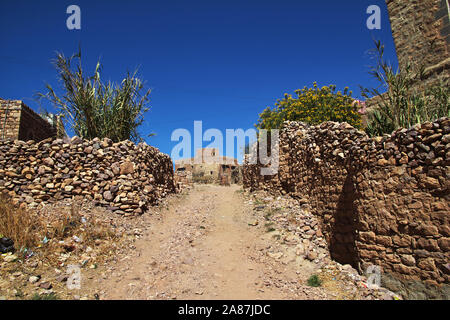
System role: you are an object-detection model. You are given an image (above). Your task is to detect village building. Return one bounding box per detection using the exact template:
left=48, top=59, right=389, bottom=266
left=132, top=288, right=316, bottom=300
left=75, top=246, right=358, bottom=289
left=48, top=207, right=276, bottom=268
left=0, top=98, right=65, bottom=142
left=174, top=148, right=241, bottom=186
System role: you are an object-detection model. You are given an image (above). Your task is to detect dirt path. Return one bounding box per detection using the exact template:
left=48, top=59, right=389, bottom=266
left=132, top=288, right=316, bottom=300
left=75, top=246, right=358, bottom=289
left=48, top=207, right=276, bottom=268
left=85, top=185, right=312, bottom=300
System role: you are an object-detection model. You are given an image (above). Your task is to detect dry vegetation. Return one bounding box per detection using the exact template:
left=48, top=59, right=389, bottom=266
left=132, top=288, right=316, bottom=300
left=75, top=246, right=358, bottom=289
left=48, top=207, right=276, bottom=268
left=0, top=194, right=120, bottom=300
left=0, top=194, right=116, bottom=258
left=0, top=195, right=42, bottom=250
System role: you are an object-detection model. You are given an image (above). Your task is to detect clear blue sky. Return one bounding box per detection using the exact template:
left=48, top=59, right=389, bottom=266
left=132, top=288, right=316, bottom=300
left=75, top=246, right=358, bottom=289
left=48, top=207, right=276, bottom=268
left=0, top=0, right=397, bottom=162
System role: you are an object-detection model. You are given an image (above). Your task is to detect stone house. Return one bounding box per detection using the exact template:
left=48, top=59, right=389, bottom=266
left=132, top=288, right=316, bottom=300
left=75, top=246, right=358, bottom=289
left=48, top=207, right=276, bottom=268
left=0, top=99, right=65, bottom=142
left=174, top=148, right=241, bottom=186
left=364, top=0, right=449, bottom=120
left=386, top=0, right=449, bottom=90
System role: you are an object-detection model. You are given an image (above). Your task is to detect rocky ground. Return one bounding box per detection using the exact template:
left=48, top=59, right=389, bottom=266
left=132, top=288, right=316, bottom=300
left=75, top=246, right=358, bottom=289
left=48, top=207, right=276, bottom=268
left=1, top=184, right=401, bottom=300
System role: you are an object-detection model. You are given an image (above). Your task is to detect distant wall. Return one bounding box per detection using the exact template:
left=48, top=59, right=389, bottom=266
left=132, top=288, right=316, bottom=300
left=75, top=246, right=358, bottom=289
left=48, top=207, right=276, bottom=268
left=243, top=118, right=449, bottom=299
left=0, top=136, right=176, bottom=216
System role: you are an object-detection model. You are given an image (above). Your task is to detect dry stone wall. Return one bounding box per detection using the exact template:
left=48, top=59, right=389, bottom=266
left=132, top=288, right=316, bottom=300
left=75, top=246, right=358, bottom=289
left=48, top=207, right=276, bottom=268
left=0, top=136, right=176, bottom=216
left=243, top=118, right=449, bottom=299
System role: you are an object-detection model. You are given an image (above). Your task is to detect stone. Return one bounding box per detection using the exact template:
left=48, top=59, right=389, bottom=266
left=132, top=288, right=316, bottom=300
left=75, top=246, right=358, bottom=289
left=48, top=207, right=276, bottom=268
left=267, top=252, right=283, bottom=260
left=103, top=191, right=113, bottom=201
left=43, top=157, right=54, bottom=166
left=306, top=250, right=318, bottom=261
left=400, top=255, right=416, bottom=267
left=39, top=281, right=52, bottom=290
left=3, top=254, right=18, bottom=263
left=120, top=161, right=135, bottom=175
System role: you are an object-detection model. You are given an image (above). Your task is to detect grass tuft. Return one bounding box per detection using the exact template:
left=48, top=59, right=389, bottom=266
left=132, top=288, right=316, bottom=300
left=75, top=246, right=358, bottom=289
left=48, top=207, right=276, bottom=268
left=307, top=274, right=322, bottom=287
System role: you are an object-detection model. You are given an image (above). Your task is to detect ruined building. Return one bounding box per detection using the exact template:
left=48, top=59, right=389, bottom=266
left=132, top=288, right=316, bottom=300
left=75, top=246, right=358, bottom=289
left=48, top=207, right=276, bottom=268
left=174, top=148, right=241, bottom=186
left=0, top=99, right=65, bottom=142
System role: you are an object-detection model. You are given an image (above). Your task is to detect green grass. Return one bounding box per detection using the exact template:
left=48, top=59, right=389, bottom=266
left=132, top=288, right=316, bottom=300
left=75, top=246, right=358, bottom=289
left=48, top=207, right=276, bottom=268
left=264, top=222, right=275, bottom=233
left=31, top=293, right=59, bottom=300
left=253, top=199, right=265, bottom=206
left=307, top=274, right=322, bottom=287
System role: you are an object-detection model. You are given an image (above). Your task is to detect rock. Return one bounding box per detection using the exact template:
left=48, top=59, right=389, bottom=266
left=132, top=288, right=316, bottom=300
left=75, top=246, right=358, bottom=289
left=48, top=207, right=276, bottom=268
left=29, top=276, right=40, bottom=283
left=120, top=161, right=135, bottom=175
left=43, top=157, right=54, bottom=166
left=56, top=275, right=68, bottom=282
left=103, top=191, right=113, bottom=201
left=306, top=250, right=318, bottom=261
left=3, top=254, right=18, bottom=263
left=39, top=281, right=52, bottom=290
left=267, top=252, right=283, bottom=260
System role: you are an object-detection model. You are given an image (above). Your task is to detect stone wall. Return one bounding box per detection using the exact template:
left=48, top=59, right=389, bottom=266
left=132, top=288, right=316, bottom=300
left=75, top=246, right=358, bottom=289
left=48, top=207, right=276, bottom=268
left=386, top=0, right=449, bottom=89
left=243, top=118, right=449, bottom=299
left=0, top=99, right=58, bottom=142
left=0, top=136, right=176, bottom=216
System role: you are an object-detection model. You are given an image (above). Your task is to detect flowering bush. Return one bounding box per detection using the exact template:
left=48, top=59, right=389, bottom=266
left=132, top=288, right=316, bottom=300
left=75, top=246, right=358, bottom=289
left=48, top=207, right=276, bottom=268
left=256, top=83, right=363, bottom=130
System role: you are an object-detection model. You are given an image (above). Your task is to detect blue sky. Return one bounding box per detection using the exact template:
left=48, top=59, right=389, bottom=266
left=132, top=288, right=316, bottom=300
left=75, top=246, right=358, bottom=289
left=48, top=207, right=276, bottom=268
left=0, top=0, right=398, bottom=162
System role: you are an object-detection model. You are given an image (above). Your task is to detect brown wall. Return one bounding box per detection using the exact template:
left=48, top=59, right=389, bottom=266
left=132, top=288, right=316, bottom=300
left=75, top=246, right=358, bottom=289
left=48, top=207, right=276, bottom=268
left=243, top=119, right=449, bottom=298
left=0, top=137, right=176, bottom=215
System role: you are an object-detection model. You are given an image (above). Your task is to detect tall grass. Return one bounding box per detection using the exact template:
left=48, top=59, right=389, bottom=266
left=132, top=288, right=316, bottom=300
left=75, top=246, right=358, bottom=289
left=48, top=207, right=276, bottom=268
left=0, top=195, right=43, bottom=250
left=360, top=41, right=449, bottom=137
left=37, top=48, right=151, bottom=143
left=0, top=194, right=116, bottom=254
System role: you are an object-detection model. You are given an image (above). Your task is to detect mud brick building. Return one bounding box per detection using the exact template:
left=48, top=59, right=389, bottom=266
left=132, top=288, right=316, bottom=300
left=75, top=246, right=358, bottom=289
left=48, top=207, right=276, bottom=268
left=0, top=99, right=64, bottom=142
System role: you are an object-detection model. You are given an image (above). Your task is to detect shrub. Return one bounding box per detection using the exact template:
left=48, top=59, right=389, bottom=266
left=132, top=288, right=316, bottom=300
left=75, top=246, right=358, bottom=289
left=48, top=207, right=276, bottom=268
left=0, top=195, right=43, bottom=251
left=31, top=293, right=58, bottom=300
left=360, top=40, right=450, bottom=137
left=37, top=48, right=151, bottom=143
left=256, top=83, right=363, bottom=130
left=307, top=274, right=322, bottom=287
left=0, top=195, right=115, bottom=255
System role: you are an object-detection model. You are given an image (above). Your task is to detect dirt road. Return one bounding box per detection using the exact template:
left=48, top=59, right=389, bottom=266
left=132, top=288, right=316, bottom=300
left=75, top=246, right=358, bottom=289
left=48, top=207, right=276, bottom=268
left=80, top=184, right=394, bottom=300
left=84, top=185, right=316, bottom=300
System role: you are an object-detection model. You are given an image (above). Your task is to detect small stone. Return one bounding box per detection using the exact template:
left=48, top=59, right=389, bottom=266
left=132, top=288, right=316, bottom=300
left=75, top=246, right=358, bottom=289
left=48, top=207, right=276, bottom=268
left=3, top=254, right=18, bottom=263
left=103, top=191, right=113, bottom=201
left=39, top=282, right=52, bottom=290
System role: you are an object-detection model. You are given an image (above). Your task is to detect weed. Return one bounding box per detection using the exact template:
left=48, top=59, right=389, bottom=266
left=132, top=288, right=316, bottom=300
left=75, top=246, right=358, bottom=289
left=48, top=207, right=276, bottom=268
left=0, top=194, right=44, bottom=250
left=31, top=292, right=58, bottom=300
left=307, top=274, right=322, bottom=287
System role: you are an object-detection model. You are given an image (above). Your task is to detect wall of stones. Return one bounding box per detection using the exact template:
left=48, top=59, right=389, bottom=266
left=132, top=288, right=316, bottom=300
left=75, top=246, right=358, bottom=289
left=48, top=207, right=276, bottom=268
left=243, top=118, right=449, bottom=298
left=0, top=136, right=176, bottom=216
